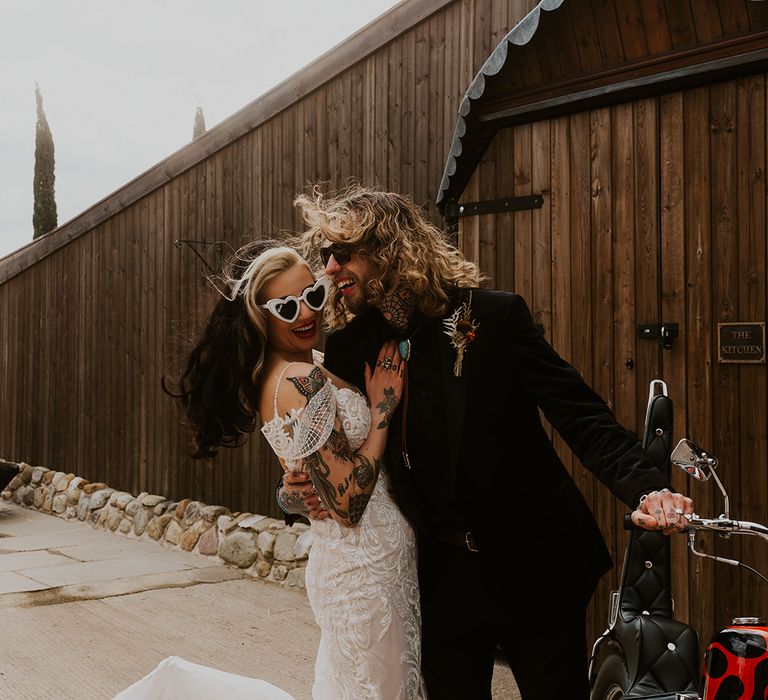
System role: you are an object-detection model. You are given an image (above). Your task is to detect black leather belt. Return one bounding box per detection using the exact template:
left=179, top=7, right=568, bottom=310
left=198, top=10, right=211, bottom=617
left=437, top=530, right=479, bottom=553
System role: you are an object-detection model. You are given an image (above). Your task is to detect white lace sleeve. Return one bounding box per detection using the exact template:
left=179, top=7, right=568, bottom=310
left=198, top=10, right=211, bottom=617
left=290, top=379, right=337, bottom=460
left=261, top=377, right=353, bottom=470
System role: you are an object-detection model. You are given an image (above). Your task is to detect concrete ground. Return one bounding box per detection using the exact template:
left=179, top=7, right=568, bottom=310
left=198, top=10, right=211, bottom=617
left=0, top=502, right=519, bottom=699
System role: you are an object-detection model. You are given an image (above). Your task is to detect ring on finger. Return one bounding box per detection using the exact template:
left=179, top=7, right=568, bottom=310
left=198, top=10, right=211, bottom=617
left=383, top=357, right=393, bottom=369
left=674, top=507, right=684, bottom=515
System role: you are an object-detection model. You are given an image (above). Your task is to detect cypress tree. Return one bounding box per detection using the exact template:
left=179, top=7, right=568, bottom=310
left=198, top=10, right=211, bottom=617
left=192, top=106, right=206, bottom=140
left=33, top=84, right=58, bottom=238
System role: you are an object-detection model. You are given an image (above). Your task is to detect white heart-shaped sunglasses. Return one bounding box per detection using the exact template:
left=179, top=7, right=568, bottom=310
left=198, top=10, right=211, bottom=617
left=260, top=277, right=331, bottom=323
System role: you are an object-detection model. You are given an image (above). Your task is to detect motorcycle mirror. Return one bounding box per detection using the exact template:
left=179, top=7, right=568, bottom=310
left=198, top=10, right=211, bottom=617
left=671, top=439, right=719, bottom=481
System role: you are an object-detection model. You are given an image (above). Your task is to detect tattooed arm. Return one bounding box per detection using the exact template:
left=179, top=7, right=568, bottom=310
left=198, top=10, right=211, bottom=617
left=278, top=341, right=404, bottom=528
left=302, top=438, right=386, bottom=527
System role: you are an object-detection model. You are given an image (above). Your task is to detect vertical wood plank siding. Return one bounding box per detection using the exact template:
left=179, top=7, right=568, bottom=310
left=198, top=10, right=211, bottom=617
left=3, top=0, right=767, bottom=651
left=460, top=74, right=768, bottom=642
left=0, top=0, right=540, bottom=515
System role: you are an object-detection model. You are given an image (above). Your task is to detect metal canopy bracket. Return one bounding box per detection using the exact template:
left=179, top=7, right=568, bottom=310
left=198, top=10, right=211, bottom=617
left=444, top=194, right=544, bottom=219
left=174, top=239, right=225, bottom=274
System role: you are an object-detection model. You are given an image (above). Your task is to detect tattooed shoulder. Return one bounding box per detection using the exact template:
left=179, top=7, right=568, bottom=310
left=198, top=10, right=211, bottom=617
left=288, top=366, right=326, bottom=402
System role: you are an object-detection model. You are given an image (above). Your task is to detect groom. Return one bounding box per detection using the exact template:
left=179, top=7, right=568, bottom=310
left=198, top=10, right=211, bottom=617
left=288, top=187, right=693, bottom=700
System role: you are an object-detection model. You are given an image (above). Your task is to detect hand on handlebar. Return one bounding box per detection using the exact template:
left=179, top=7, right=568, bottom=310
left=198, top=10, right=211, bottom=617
left=630, top=488, right=694, bottom=534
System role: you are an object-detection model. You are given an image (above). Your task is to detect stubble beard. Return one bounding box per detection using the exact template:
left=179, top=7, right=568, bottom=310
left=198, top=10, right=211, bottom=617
left=340, top=265, right=379, bottom=316
left=344, top=288, right=371, bottom=315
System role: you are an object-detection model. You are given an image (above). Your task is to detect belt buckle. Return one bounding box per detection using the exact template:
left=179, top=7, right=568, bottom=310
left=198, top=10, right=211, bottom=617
left=464, top=532, right=479, bottom=553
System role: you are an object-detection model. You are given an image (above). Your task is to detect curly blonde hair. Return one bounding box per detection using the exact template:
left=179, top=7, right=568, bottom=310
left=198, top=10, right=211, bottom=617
left=293, top=186, right=483, bottom=329
left=166, top=242, right=312, bottom=458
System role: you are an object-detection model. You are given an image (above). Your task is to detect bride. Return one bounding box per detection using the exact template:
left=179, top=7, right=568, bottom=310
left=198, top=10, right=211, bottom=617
left=174, top=242, right=425, bottom=700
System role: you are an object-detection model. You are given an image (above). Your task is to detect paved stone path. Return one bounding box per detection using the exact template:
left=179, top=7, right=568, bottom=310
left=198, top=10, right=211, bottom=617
left=0, top=502, right=519, bottom=699
left=0, top=502, right=241, bottom=604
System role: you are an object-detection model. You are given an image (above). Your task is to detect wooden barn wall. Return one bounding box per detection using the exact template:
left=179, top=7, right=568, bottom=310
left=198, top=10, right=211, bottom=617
left=0, top=0, right=541, bottom=518
left=460, top=74, right=768, bottom=645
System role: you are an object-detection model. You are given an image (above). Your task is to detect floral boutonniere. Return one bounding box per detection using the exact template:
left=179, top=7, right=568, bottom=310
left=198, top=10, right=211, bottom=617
left=442, top=291, right=480, bottom=377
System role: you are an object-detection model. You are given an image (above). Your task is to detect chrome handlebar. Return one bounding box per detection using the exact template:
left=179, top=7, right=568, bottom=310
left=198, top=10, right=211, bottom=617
left=682, top=515, right=768, bottom=582
left=685, top=515, right=768, bottom=542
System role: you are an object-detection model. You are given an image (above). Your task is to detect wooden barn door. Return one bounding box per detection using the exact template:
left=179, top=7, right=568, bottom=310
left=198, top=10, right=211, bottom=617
left=458, top=74, right=768, bottom=646
left=661, top=77, right=768, bottom=647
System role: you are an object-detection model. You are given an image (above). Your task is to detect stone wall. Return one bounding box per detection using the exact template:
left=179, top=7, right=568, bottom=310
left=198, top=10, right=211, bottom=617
left=0, top=460, right=311, bottom=589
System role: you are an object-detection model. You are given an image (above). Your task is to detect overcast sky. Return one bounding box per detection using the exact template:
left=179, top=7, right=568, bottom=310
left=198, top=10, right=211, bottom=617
left=0, top=0, right=401, bottom=259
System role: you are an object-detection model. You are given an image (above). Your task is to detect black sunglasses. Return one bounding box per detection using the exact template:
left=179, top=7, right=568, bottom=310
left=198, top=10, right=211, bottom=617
left=320, top=243, right=359, bottom=267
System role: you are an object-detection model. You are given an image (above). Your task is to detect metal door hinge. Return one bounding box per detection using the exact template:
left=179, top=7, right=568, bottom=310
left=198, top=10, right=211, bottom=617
left=443, top=194, right=544, bottom=219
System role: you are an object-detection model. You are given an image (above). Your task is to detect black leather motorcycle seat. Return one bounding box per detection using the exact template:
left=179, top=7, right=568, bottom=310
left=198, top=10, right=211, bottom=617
left=615, top=614, right=699, bottom=698
left=619, top=530, right=674, bottom=617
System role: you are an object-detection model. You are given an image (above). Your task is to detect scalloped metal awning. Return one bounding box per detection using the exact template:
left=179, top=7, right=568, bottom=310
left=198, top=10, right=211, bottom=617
left=436, top=0, right=565, bottom=213
left=436, top=0, right=768, bottom=215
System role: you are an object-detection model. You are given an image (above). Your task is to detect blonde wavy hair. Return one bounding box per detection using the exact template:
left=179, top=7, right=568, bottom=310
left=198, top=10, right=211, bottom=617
left=293, top=186, right=483, bottom=329
left=229, top=245, right=312, bottom=377
left=167, top=242, right=312, bottom=458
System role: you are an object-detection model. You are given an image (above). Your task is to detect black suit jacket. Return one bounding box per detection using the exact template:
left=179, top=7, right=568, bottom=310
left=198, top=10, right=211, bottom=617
left=324, top=289, right=669, bottom=598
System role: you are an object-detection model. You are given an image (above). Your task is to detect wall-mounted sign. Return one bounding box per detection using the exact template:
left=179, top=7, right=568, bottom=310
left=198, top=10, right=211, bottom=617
left=718, top=322, right=765, bottom=364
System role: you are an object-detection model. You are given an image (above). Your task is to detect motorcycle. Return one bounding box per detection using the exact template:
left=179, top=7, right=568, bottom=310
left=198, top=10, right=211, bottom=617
left=589, top=382, right=768, bottom=700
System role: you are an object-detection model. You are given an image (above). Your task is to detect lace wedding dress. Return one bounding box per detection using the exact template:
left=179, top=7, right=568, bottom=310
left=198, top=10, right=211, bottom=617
left=262, top=366, right=425, bottom=700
